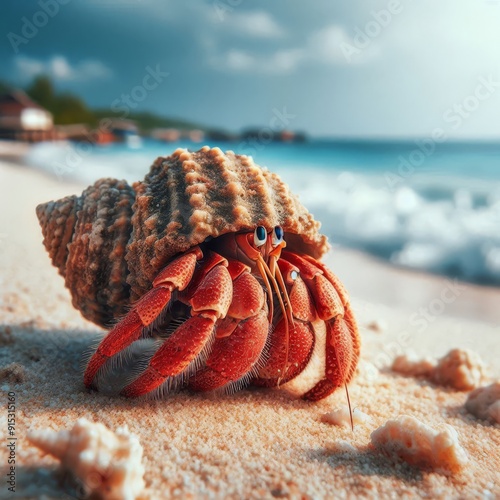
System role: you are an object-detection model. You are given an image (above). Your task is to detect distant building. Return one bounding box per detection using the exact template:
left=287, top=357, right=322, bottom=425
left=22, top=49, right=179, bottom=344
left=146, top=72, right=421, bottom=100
left=0, top=90, right=55, bottom=141
left=109, top=119, right=138, bottom=139
left=280, top=130, right=307, bottom=143
left=56, top=123, right=92, bottom=142
left=151, top=127, right=181, bottom=143
left=184, top=129, right=205, bottom=143
left=109, top=118, right=141, bottom=147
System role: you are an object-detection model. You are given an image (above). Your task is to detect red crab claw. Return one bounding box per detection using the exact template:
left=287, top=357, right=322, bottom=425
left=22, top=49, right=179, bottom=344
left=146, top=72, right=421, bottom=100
left=119, top=254, right=234, bottom=397
left=280, top=251, right=360, bottom=401
left=189, top=260, right=268, bottom=392
left=84, top=247, right=229, bottom=392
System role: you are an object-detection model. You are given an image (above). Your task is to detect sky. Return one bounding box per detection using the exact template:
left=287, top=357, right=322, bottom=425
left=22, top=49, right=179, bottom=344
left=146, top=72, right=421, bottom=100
left=1, top=0, right=500, bottom=138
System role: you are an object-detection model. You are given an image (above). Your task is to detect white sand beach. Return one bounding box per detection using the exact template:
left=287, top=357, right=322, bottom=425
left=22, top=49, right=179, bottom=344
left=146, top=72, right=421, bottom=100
left=0, top=157, right=499, bottom=499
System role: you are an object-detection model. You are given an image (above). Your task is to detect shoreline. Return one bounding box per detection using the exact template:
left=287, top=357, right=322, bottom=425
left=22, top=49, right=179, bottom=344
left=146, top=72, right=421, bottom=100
left=3, top=152, right=500, bottom=304
left=1, top=157, right=499, bottom=498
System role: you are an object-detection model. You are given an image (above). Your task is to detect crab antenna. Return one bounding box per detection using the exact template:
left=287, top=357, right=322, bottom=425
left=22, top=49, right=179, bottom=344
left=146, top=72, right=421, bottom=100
left=345, top=383, right=354, bottom=432
left=269, top=254, right=295, bottom=385
left=257, top=254, right=290, bottom=385
left=272, top=259, right=294, bottom=328
left=256, top=259, right=274, bottom=323
left=258, top=254, right=288, bottom=329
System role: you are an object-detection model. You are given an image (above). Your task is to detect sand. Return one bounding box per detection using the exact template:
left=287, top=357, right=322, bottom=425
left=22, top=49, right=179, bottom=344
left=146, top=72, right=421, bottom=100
left=0, top=157, right=499, bottom=499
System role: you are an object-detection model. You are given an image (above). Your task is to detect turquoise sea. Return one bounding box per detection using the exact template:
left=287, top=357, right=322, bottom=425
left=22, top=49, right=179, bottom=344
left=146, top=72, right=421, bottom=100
left=26, top=139, right=500, bottom=286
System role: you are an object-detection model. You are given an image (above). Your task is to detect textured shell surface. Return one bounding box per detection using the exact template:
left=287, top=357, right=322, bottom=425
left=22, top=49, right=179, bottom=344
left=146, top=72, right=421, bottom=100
left=37, top=146, right=329, bottom=327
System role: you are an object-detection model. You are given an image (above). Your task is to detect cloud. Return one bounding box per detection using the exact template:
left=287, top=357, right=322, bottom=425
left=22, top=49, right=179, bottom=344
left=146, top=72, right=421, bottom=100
left=308, top=25, right=353, bottom=64
left=14, top=55, right=112, bottom=82
left=211, top=23, right=379, bottom=74
left=215, top=48, right=305, bottom=74
left=308, top=25, right=377, bottom=64
left=224, top=11, right=285, bottom=39
left=210, top=19, right=384, bottom=75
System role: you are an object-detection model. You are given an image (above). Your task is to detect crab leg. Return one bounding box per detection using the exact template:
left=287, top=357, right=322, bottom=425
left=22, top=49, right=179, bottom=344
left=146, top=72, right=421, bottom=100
left=281, top=251, right=360, bottom=401
left=120, top=259, right=233, bottom=397
left=253, top=318, right=314, bottom=386
left=189, top=310, right=268, bottom=392
left=189, top=261, right=268, bottom=392
left=83, top=248, right=203, bottom=388
left=301, top=254, right=358, bottom=338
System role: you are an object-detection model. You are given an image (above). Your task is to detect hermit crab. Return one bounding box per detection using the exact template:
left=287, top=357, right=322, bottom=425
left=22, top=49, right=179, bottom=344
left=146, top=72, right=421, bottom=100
left=37, top=146, right=360, bottom=400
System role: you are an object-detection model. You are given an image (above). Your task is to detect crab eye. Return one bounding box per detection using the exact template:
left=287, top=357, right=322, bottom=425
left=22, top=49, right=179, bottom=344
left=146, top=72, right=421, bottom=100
left=254, top=226, right=267, bottom=247
left=272, top=226, right=284, bottom=246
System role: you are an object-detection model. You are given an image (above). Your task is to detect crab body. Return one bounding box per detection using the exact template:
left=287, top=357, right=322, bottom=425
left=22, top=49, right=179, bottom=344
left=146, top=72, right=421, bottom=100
left=37, top=146, right=360, bottom=400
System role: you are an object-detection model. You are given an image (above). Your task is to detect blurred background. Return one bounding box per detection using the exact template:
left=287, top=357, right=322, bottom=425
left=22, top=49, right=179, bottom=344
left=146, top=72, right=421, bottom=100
left=1, top=0, right=500, bottom=287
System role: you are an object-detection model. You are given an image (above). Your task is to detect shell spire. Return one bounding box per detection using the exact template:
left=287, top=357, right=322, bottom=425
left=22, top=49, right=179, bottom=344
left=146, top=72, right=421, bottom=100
left=27, top=427, right=71, bottom=460
left=36, top=195, right=80, bottom=277
left=36, top=178, right=136, bottom=327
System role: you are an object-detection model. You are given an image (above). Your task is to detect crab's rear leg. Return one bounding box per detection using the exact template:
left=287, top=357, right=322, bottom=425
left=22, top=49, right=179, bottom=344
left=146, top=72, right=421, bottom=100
left=84, top=248, right=204, bottom=388
left=189, top=261, right=268, bottom=392
left=282, top=252, right=360, bottom=401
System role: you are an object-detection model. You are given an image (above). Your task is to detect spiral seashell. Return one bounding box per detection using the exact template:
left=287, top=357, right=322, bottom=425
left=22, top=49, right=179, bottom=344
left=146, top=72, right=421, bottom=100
left=37, top=146, right=328, bottom=326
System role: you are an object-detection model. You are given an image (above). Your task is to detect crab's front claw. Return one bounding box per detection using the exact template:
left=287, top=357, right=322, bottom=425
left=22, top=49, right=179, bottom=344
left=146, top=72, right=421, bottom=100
left=189, top=262, right=268, bottom=392
left=254, top=252, right=360, bottom=400
left=283, top=252, right=360, bottom=401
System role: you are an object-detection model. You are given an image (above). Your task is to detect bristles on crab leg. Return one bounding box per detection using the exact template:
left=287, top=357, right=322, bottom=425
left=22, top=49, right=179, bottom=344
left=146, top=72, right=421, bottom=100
left=84, top=249, right=201, bottom=389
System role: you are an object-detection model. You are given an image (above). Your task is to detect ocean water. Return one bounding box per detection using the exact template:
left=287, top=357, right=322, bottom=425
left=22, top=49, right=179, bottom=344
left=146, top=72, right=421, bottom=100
left=26, top=139, right=500, bottom=287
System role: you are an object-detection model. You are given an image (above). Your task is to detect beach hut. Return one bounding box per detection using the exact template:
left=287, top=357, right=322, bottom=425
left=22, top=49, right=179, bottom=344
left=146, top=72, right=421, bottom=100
left=0, top=90, right=55, bottom=142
